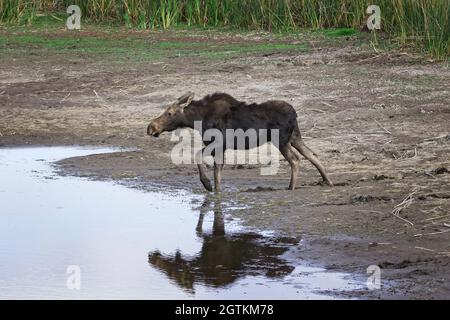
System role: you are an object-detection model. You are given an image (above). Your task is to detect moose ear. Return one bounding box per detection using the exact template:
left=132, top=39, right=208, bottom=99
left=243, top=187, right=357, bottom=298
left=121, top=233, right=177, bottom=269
left=177, top=92, right=194, bottom=108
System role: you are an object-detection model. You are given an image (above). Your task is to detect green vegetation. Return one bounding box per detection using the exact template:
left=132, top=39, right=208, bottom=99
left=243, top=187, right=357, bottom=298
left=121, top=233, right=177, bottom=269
left=0, top=0, right=448, bottom=59
left=0, top=31, right=308, bottom=62
left=323, top=28, right=359, bottom=37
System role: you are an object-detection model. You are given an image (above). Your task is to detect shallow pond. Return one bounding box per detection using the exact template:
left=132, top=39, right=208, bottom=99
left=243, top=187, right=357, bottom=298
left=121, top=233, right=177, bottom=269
left=0, top=147, right=362, bottom=299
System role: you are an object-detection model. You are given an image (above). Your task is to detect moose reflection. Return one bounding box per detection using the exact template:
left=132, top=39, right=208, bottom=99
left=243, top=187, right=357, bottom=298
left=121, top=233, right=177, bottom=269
left=148, top=196, right=298, bottom=291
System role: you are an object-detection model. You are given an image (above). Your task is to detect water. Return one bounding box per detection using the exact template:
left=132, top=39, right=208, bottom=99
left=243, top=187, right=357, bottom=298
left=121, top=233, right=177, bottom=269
left=0, top=146, right=362, bottom=299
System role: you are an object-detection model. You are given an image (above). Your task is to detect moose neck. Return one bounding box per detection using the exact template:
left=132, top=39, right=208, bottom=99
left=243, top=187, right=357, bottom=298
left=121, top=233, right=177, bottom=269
left=182, top=105, right=208, bottom=130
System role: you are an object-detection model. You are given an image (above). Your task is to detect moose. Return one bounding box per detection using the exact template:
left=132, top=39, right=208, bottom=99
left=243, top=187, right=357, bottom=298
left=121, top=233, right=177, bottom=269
left=147, top=92, right=333, bottom=192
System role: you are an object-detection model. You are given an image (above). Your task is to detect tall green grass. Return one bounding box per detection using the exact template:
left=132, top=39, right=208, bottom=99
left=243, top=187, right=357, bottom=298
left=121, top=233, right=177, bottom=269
left=1, top=0, right=448, bottom=59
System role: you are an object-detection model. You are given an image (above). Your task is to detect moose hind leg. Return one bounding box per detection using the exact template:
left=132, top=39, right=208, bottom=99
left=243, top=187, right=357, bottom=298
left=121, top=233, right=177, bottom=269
left=280, top=143, right=300, bottom=190
left=291, top=138, right=333, bottom=186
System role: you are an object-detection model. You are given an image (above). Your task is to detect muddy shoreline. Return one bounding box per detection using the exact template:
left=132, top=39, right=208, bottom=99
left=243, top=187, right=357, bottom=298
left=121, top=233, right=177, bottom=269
left=1, top=28, right=449, bottom=299
left=2, top=138, right=448, bottom=299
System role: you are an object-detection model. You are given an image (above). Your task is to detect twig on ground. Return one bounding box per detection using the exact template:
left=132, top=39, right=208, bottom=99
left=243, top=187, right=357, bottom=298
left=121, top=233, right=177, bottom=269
left=306, top=122, right=318, bottom=133
left=414, top=229, right=450, bottom=237
left=321, top=101, right=334, bottom=108
left=93, top=90, right=106, bottom=103
left=51, top=14, right=63, bottom=21
left=50, top=90, right=84, bottom=93
left=424, top=134, right=449, bottom=141
left=415, top=246, right=435, bottom=252
left=392, top=189, right=419, bottom=226
left=60, top=92, right=70, bottom=103
left=424, top=172, right=437, bottom=179
left=356, top=209, right=385, bottom=215
left=374, top=119, right=392, bottom=135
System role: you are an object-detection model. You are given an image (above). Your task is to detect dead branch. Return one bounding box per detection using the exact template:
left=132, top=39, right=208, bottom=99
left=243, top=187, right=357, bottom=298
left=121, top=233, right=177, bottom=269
left=321, top=101, right=334, bottom=108
left=415, top=229, right=450, bottom=237
left=424, top=172, right=437, bottom=179
left=392, top=189, right=419, bottom=226
left=356, top=209, right=385, bottom=215
left=374, top=119, right=392, bottom=135
left=306, top=122, right=318, bottom=133
left=424, top=134, right=449, bottom=141
left=415, top=246, right=435, bottom=252
left=60, top=92, right=70, bottom=103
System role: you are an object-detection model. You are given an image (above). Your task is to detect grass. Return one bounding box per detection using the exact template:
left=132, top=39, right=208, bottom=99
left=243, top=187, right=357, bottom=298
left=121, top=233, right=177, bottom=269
left=0, top=26, right=308, bottom=63
left=323, top=28, right=359, bottom=37
left=0, top=0, right=448, bottom=59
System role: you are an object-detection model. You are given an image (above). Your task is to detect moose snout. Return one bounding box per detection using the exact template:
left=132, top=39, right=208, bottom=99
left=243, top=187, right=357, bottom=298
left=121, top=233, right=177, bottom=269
left=147, top=122, right=160, bottom=137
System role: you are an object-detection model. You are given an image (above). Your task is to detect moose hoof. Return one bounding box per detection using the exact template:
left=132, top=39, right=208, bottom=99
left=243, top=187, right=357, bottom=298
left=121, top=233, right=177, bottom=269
left=317, top=179, right=333, bottom=187
left=201, top=179, right=213, bottom=192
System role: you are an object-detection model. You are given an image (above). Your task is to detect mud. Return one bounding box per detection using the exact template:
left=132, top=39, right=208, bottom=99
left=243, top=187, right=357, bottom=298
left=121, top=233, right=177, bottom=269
left=0, top=28, right=449, bottom=299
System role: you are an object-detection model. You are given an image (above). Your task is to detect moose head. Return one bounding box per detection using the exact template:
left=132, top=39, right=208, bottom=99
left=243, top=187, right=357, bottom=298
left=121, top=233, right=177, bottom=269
left=147, top=92, right=195, bottom=137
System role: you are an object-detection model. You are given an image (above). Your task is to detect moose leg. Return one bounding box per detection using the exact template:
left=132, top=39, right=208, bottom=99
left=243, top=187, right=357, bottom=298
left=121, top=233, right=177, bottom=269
left=291, top=137, right=333, bottom=186
left=212, top=199, right=225, bottom=236
left=196, top=209, right=205, bottom=236
left=195, top=149, right=213, bottom=192
left=280, top=143, right=300, bottom=190
left=213, top=162, right=224, bottom=193
left=196, top=196, right=212, bottom=237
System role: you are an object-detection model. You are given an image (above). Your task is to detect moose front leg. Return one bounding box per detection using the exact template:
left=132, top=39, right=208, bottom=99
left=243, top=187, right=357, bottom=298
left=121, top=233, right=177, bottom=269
left=213, top=162, right=224, bottom=193
left=195, top=149, right=213, bottom=192
left=196, top=196, right=212, bottom=236
left=198, top=164, right=213, bottom=191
